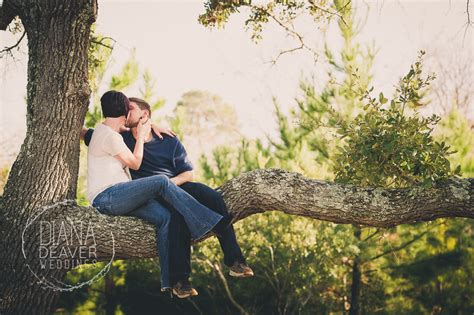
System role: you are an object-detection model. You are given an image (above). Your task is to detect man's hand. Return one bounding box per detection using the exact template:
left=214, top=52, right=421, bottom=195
left=80, top=127, right=89, bottom=141
left=151, top=123, right=176, bottom=140
left=170, top=170, right=194, bottom=186
left=119, top=125, right=130, bottom=133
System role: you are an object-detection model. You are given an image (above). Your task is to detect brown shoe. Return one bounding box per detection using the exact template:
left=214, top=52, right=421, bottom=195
left=229, top=262, right=254, bottom=278
left=172, top=279, right=199, bottom=298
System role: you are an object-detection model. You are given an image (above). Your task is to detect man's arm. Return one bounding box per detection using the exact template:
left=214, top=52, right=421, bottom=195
left=170, top=170, right=194, bottom=186
left=80, top=127, right=89, bottom=141
left=171, top=139, right=194, bottom=185
left=81, top=127, right=94, bottom=146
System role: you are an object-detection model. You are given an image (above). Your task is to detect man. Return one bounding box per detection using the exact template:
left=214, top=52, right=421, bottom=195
left=82, top=97, right=253, bottom=298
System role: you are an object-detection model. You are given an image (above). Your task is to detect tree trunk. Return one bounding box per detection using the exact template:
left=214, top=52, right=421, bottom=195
left=349, top=226, right=362, bottom=315
left=104, top=272, right=117, bottom=315
left=0, top=1, right=96, bottom=314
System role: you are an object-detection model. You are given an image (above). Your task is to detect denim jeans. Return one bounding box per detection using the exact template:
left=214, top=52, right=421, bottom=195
left=91, top=175, right=224, bottom=289
left=92, top=174, right=223, bottom=240
left=157, top=182, right=246, bottom=284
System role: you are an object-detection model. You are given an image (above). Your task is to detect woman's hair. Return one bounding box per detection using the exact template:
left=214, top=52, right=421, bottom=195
left=100, top=90, right=130, bottom=118
left=129, top=97, right=151, bottom=118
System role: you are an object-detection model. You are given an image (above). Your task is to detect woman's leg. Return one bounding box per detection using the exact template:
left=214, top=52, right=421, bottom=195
left=92, top=175, right=174, bottom=215
left=125, top=199, right=177, bottom=290
left=93, top=174, right=224, bottom=241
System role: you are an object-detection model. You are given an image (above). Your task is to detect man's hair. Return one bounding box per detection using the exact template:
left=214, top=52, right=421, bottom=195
left=129, top=97, right=152, bottom=118
left=100, top=90, right=130, bottom=118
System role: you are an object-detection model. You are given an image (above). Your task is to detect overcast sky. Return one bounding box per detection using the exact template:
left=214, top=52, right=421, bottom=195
left=0, top=0, right=472, bottom=163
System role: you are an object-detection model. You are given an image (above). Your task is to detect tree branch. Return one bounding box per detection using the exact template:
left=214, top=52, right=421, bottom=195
left=467, top=0, right=472, bottom=26
left=361, top=228, right=381, bottom=242
left=90, top=36, right=116, bottom=50
left=195, top=256, right=249, bottom=315
left=258, top=6, right=319, bottom=64
left=364, top=228, right=432, bottom=263
left=27, top=168, right=473, bottom=264
left=0, top=30, right=25, bottom=57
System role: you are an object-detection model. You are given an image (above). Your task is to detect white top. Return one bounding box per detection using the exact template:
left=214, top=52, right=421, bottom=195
left=87, top=123, right=132, bottom=202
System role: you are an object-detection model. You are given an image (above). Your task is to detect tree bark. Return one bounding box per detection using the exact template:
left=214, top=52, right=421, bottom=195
left=0, top=0, right=96, bottom=314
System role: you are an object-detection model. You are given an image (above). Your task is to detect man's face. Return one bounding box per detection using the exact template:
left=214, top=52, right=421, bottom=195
left=125, top=101, right=143, bottom=127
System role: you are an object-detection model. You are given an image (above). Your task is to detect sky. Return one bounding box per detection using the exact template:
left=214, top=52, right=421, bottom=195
left=0, top=0, right=472, bottom=164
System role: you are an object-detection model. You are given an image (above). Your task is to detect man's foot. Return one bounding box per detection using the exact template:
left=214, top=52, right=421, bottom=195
left=229, top=261, right=254, bottom=278
left=172, top=279, right=199, bottom=298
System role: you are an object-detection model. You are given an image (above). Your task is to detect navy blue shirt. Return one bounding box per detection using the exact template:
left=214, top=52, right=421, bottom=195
left=84, top=129, right=193, bottom=180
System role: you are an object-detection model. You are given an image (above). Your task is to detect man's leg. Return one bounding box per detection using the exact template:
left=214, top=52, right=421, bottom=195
left=166, top=210, right=192, bottom=286
left=179, top=182, right=246, bottom=267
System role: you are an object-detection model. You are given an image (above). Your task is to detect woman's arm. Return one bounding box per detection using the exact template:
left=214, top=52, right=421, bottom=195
left=114, top=118, right=150, bottom=170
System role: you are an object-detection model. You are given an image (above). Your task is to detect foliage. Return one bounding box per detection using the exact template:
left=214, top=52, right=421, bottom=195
left=199, top=0, right=338, bottom=43
left=199, top=138, right=274, bottom=187
left=435, top=107, right=474, bottom=177
left=0, top=166, right=9, bottom=196
left=191, top=214, right=359, bottom=314
left=333, top=52, right=461, bottom=188
left=169, top=90, right=242, bottom=179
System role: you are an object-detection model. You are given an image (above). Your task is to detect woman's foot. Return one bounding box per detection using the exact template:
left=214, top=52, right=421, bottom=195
left=172, top=279, right=199, bottom=298
left=229, top=261, right=254, bottom=278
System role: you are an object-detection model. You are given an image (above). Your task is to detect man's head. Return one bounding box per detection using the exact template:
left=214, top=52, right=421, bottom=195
left=100, top=90, right=130, bottom=118
left=126, top=97, right=152, bottom=128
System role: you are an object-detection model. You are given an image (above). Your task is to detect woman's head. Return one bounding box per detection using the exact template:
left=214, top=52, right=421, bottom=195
left=100, top=90, right=130, bottom=118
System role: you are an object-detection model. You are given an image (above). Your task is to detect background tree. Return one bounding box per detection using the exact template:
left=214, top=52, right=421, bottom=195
left=169, top=90, right=242, bottom=175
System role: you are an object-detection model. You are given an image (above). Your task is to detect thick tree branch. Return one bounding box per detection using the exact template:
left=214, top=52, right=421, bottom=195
left=28, top=168, right=473, bottom=263
left=219, top=168, right=473, bottom=223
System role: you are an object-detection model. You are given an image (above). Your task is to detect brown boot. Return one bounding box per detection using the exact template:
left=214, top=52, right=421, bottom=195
left=172, top=279, right=199, bottom=298
left=229, top=261, right=254, bottom=278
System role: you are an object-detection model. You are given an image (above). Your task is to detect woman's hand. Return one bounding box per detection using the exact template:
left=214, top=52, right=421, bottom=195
left=136, top=118, right=151, bottom=140
left=151, top=124, right=176, bottom=140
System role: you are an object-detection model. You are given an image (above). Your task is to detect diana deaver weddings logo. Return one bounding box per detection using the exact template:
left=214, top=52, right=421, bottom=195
left=21, top=200, right=116, bottom=292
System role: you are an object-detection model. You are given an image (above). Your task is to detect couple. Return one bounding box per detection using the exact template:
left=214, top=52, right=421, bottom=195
left=83, top=90, right=253, bottom=298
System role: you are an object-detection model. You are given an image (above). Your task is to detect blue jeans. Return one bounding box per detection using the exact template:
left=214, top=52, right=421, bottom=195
left=158, top=182, right=246, bottom=284
left=91, top=174, right=224, bottom=289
